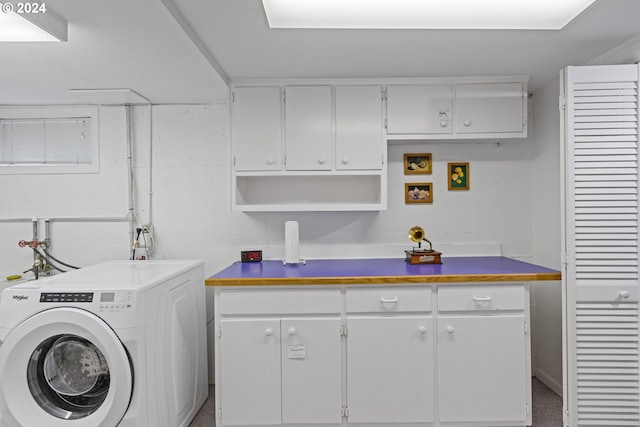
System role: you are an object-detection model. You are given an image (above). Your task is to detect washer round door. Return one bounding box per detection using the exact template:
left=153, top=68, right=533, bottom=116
left=0, top=307, right=133, bottom=426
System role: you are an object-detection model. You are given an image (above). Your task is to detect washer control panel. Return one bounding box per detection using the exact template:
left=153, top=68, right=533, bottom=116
left=98, top=291, right=133, bottom=312
left=40, top=292, right=93, bottom=303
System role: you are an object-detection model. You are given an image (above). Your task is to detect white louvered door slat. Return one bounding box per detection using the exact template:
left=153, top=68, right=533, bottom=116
left=563, top=64, right=640, bottom=427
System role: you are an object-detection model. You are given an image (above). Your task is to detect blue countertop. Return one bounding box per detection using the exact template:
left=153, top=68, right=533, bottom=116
left=206, top=256, right=561, bottom=286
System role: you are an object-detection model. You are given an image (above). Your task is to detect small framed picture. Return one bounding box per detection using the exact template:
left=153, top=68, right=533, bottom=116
left=448, top=162, right=469, bottom=190
left=404, top=153, right=432, bottom=175
left=405, top=182, right=433, bottom=204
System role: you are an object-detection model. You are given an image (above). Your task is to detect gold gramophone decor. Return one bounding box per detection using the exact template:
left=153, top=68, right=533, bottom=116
left=405, top=226, right=442, bottom=265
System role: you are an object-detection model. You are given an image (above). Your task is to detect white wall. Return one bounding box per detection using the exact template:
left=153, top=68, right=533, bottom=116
left=0, top=100, right=539, bottom=385
left=0, top=106, right=130, bottom=279
left=530, top=78, right=563, bottom=395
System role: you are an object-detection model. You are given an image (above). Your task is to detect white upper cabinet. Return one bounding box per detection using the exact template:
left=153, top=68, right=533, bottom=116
left=335, top=85, right=384, bottom=170
left=284, top=86, right=333, bottom=171
left=385, top=79, right=528, bottom=141
left=386, top=85, right=453, bottom=135
left=455, top=83, right=525, bottom=134
left=232, top=86, right=282, bottom=171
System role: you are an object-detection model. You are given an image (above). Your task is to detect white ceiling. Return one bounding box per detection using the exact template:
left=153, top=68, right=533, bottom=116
left=1, top=0, right=639, bottom=105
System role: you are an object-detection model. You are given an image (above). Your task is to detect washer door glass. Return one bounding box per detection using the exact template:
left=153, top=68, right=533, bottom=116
left=28, top=334, right=110, bottom=420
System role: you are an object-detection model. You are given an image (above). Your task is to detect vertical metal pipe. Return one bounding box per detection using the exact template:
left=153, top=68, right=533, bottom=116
left=32, top=218, right=39, bottom=279
left=126, top=105, right=135, bottom=259
left=45, top=218, right=51, bottom=248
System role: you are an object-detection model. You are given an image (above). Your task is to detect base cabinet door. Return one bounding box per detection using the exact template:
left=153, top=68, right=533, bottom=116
left=437, top=315, right=527, bottom=423
left=281, top=318, right=342, bottom=424
left=346, top=316, right=434, bottom=423
left=219, top=319, right=282, bottom=426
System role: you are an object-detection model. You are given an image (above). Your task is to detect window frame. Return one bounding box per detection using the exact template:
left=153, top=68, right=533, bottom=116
left=0, top=106, right=100, bottom=174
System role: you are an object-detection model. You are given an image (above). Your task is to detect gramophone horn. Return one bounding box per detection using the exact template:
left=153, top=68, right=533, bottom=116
left=408, top=226, right=424, bottom=242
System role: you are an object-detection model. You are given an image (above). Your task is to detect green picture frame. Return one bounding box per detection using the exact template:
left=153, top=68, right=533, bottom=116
left=448, top=162, right=469, bottom=190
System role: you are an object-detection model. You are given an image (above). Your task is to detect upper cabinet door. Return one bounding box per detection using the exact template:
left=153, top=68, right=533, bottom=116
left=455, top=83, right=524, bottom=134
left=232, top=86, right=282, bottom=171
left=285, top=86, right=333, bottom=171
left=335, top=85, right=383, bottom=170
left=386, top=85, right=453, bottom=134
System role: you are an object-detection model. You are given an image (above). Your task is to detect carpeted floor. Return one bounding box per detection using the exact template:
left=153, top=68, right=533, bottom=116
left=190, top=377, right=563, bottom=426
left=531, top=377, right=564, bottom=427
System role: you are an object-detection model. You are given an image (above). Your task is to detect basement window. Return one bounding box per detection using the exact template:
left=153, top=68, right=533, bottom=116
left=0, top=107, right=99, bottom=174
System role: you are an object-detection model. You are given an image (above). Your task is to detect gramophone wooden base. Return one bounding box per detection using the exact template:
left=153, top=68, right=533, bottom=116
left=405, top=250, right=442, bottom=265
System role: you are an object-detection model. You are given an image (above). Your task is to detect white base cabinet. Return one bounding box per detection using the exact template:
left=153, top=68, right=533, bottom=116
left=214, top=283, right=531, bottom=427
left=219, top=319, right=282, bottom=426
left=438, top=315, right=527, bottom=422
left=347, top=316, right=435, bottom=423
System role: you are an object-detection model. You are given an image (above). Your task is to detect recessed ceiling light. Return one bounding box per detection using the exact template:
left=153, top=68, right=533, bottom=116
left=0, top=3, right=67, bottom=41
left=262, top=0, right=598, bottom=30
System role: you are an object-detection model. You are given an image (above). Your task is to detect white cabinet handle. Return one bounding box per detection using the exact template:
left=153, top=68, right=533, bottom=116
left=341, top=157, right=350, bottom=165
left=380, top=297, right=399, bottom=303
left=619, top=290, right=630, bottom=299
left=440, top=121, right=448, bottom=127
left=266, top=158, right=275, bottom=165
left=463, top=120, right=471, bottom=127
left=288, top=327, right=296, bottom=335
left=472, top=296, right=492, bottom=302
left=418, top=326, right=427, bottom=334
left=446, top=326, right=455, bottom=334
left=265, top=328, right=273, bottom=336
left=318, top=158, right=326, bottom=165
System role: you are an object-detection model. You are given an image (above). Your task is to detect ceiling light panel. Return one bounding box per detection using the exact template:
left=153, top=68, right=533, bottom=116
left=0, top=3, right=67, bottom=41
left=262, top=0, right=598, bottom=30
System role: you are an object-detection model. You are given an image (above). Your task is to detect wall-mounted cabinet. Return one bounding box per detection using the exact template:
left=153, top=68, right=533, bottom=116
left=386, top=81, right=528, bottom=141
left=230, top=77, right=527, bottom=211
left=230, top=84, right=385, bottom=211
left=386, top=84, right=453, bottom=135
left=454, top=83, right=525, bottom=134
left=231, top=86, right=282, bottom=172
left=284, top=86, right=333, bottom=171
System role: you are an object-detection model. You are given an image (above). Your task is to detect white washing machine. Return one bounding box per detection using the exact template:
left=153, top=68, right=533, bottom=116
left=0, top=260, right=208, bottom=427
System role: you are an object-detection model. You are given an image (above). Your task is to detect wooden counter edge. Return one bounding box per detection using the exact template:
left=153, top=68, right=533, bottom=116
left=205, top=272, right=562, bottom=286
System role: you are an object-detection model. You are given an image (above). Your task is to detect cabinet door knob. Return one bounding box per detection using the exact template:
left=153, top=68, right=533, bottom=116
left=619, top=290, right=630, bottom=299
left=463, top=120, right=471, bottom=127
left=446, top=325, right=455, bottom=334
left=440, top=121, right=448, bottom=127
left=265, top=328, right=273, bottom=336
left=418, top=326, right=427, bottom=334
left=266, top=158, right=275, bottom=165
left=318, top=158, right=326, bottom=165
left=288, top=327, right=296, bottom=335
left=342, top=157, right=350, bottom=165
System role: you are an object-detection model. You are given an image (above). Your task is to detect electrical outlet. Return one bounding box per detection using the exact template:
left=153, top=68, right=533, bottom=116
left=142, top=224, right=153, bottom=234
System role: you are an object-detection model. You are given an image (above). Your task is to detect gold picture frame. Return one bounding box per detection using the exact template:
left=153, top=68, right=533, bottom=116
left=448, top=162, right=469, bottom=190
left=404, top=153, right=432, bottom=175
left=405, top=182, right=433, bottom=204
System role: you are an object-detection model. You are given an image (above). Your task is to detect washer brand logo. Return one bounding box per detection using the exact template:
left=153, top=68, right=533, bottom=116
left=12, top=295, right=28, bottom=301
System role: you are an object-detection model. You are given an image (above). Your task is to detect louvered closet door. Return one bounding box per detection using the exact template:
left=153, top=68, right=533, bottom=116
left=563, top=64, right=640, bottom=427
